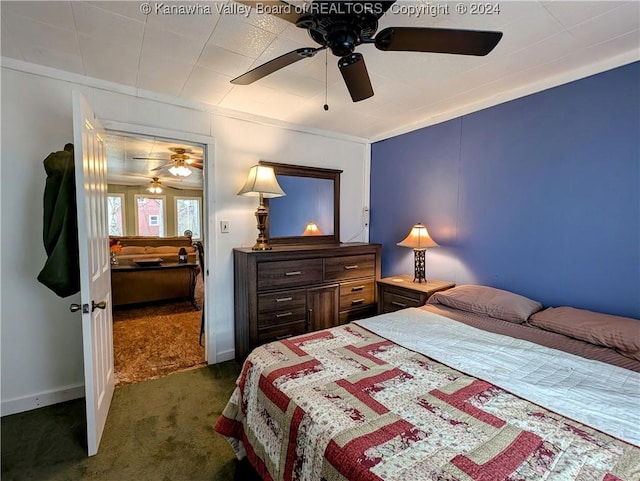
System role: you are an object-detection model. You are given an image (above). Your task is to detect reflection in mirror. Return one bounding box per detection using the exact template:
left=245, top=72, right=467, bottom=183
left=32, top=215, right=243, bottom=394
left=260, top=161, right=341, bottom=245
left=269, top=175, right=334, bottom=237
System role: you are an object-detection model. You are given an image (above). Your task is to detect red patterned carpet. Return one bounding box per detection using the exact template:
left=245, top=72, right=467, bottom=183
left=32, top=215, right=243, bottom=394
left=112, top=276, right=205, bottom=385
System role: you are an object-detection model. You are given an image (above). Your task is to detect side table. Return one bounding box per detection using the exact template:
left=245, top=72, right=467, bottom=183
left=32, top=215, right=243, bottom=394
left=377, top=275, right=455, bottom=314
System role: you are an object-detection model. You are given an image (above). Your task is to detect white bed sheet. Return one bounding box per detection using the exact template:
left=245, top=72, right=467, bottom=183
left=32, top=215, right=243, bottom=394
left=356, top=308, right=640, bottom=446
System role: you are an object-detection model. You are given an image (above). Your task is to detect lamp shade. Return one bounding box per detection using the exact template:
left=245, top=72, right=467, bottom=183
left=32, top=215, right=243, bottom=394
left=237, top=165, right=285, bottom=198
left=301, top=222, right=323, bottom=236
left=397, top=223, right=438, bottom=250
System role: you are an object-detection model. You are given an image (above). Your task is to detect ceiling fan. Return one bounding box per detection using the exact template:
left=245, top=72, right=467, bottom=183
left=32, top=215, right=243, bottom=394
left=146, top=177, right=178, bottom=194
left=231, top=0, right=503, bottom=102
left=134, top=147, right=203, bottom=177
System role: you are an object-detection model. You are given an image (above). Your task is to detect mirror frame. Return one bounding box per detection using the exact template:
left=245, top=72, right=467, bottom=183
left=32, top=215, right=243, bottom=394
left=260, top=161, right=342, bottom=246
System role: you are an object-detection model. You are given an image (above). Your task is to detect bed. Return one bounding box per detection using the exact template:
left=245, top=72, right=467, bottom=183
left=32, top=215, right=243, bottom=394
left=215, top=285, right=640, bottom=480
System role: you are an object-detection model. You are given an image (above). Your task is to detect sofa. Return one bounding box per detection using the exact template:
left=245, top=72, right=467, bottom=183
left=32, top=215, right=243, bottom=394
left=110, top=235, right=199, bottom=308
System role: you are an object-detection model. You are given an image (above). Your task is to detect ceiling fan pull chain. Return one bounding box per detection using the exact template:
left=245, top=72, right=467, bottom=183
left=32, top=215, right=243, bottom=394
left=323, top=49, right=329, bottom=111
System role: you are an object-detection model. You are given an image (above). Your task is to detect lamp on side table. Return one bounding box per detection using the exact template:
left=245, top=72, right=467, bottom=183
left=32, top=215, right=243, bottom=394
left=397, top=223, right=438, bottom=283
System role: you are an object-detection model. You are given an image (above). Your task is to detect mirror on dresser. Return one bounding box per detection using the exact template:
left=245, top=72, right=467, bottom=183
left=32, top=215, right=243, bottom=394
left=259, top=161, right=342, bottom=245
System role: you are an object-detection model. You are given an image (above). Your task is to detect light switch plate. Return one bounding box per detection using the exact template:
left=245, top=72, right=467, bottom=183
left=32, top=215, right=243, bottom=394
left=220, top=220, right=229, bottom=233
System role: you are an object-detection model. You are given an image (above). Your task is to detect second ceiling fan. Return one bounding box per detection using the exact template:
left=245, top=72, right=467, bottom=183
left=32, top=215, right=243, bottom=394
left=231, top=0, right=503, bottom=102
left=145, top=177, right=179, bottom=194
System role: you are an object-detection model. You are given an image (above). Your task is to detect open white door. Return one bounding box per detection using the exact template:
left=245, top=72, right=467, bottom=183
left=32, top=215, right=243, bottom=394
left=72, top=91, right=115, bottom=456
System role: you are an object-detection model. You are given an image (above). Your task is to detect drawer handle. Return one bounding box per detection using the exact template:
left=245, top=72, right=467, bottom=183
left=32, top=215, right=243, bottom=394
left=350, top=286, right=365, bottom=292
left=351, top=299, right=365, bottom=306
left=391, top=301, right=407, bottom=308
left=276, top=312, right=293, bottom=318
left=276, top=334, right=293, bottom=340
left=344, top=265, right=359, bottom=270
left=285, top=271, right=302, bottom=276
left=275, top=297, right=293, bottom=302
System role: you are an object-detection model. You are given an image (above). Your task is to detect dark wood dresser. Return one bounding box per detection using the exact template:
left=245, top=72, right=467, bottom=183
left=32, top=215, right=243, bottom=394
left=233, top=243, right=381, bottom=360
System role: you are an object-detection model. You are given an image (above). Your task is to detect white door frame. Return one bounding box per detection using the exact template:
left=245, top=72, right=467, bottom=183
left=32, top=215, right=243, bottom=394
left=102, top=120, right=217, bottom=364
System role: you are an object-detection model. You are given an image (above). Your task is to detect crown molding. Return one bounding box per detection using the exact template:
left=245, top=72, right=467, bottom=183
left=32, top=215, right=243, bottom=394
left=3, top=49, right=637, bottom=146
left=0, top=56, right=369, bottom=145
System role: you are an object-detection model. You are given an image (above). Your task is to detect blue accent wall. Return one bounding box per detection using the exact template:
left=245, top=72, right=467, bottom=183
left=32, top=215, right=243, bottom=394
left=370, top=62, right=640, bottom=318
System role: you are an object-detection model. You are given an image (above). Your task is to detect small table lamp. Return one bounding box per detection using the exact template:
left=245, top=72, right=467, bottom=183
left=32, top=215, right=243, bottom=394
left=397, top=223, right=439, bottom=283
left=301, top=221, right=323, bottom=236
left=238, top=165, right=286, bottom=250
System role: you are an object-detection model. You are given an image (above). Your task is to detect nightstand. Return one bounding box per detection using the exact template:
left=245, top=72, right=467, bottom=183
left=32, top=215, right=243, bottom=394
left=377, top=275, right=455, bottom=314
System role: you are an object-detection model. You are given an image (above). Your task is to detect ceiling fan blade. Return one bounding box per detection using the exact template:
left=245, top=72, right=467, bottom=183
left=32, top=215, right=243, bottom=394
left=375, top=27, right=503, bottom=56
left=189, top=163, right=204, bottom=170
left=234, top=0, right=306, bottom=23
left=338, top=53, right=374, bottom=102
left=133, top=156, right=167, bottom=160
left=231, top=47, right=323, bottom=85
left=150, top=163, right=174, bottom=171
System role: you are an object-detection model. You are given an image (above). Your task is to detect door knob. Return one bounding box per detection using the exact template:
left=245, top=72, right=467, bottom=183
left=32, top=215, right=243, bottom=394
left=70, top=303, right=82, bottom=312
left=92, top=301, right=107, bottom=312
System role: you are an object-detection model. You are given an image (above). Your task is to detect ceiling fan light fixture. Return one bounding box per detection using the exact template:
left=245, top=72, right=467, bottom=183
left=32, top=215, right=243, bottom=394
left=169, top=165, right=192, bottom=177
left=147, top=177, right=164, bottom=194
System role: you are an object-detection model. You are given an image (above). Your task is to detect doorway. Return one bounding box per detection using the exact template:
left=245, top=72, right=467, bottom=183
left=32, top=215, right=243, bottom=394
left=105, top=132, right=207, bottom=385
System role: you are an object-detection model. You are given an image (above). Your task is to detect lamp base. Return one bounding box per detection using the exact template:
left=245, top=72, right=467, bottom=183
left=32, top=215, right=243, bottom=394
left=251, top=199, right=272, bottom=251
left=252, top=240, right=272, bottom=251
left=412, top=249, right=426, bottom=283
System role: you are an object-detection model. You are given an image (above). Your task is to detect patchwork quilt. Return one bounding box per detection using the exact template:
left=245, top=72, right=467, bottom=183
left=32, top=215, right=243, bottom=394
left=215, top=324, right=640, bottom=481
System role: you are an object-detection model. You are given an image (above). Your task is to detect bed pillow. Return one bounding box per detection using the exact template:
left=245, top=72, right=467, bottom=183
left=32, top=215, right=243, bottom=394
left=427, top=285, right=542, bottom=323
left=529, top=307, right=640, bottom=361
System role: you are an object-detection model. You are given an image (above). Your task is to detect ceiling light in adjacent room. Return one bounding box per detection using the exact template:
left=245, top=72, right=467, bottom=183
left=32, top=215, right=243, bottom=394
left=147, top=177, right=163, bottom=194
left=169, top=164, right=192, bottom=177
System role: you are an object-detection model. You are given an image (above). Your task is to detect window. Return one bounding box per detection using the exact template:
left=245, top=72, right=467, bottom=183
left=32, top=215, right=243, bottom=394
left=107, top=194, right=125, bottom=236
left=134, top=195, right=166, bottom=236
left=175, top=197, right=202, bottom=239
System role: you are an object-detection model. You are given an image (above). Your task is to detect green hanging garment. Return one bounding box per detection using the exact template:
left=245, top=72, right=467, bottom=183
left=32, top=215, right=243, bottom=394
left=37, top=143, right=80, bottom=297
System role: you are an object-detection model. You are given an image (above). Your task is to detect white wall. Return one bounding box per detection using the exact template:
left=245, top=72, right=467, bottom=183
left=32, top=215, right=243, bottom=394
left=0, top=63, right=370, bottom=415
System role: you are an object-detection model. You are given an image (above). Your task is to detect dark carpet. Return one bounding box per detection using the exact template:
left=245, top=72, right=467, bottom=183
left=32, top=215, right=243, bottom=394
left=1, top=362, right=262, bottom=481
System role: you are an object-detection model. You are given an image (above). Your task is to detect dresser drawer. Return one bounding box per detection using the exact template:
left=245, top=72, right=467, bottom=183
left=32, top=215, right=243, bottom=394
left=325, top=254, right=375, bottom=281
left=340, top=279, right=375, bottom=310
left=382, top=284, right=424, bottom=302
left=339, top=305, right=376, bottom=324
left=382, top=291, right=423, bottom=312
left=258, top=305, right=307, bottom=328
left=258, top=289, right=306, bottom=314
left=257, top=259, right=323, bottom=290
left=258, top=321, right=308, bottom=343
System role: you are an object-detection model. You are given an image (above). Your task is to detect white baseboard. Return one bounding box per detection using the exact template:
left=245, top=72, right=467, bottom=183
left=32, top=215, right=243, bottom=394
left=216, top=349, right=235, bottom=363
left=2, top=354, right=238, bottom=416
left=1, top=384, right=84, bottom=417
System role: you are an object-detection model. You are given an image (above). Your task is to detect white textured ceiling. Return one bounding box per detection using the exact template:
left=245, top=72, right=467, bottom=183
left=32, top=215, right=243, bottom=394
left=1, top=1, right=639, bottom=141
